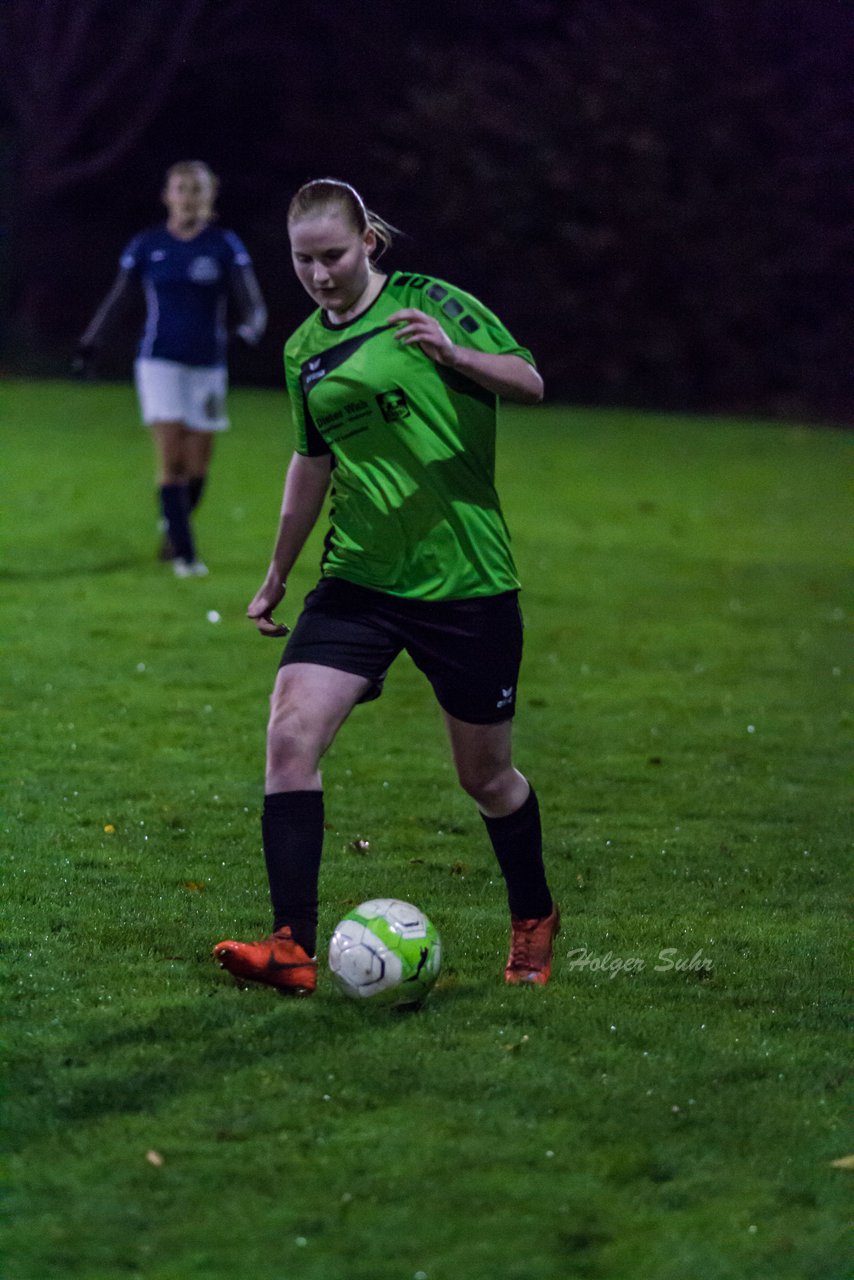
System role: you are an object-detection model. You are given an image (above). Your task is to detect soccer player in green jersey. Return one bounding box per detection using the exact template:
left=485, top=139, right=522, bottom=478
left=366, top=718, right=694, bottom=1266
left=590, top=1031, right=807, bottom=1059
left=214, top=179, right=559, bottom=995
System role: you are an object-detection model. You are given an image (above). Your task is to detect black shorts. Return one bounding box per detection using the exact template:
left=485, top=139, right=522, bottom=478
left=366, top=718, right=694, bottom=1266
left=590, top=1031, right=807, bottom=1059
left=279, top=577, right=524, bottom=724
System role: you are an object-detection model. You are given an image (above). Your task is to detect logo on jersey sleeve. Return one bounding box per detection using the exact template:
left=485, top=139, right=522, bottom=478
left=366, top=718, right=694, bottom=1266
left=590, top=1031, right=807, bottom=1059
left=188, top=256, right=220, bottom=283
left=376, top=387, right=411, bottom=422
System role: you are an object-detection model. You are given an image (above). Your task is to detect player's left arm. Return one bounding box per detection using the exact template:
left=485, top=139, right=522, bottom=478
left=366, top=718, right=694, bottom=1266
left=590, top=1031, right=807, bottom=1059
left=388, top=307, right=543, bottom=404
left=229, top=261, right=268, bottom=345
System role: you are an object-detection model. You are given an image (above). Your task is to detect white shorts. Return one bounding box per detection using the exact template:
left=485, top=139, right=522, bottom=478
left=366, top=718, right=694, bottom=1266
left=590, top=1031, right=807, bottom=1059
left=134, top=358, right=230, bottom=432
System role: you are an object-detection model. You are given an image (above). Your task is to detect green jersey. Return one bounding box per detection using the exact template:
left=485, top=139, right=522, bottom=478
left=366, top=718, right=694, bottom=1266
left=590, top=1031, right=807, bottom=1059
left=284, top=271, right=535, bottom=601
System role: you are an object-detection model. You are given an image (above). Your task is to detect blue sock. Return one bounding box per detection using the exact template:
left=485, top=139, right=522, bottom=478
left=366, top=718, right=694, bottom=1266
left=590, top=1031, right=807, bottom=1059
left=159, top=483, right=194, bottom=562
left=187, top=475, right=206, bottom=512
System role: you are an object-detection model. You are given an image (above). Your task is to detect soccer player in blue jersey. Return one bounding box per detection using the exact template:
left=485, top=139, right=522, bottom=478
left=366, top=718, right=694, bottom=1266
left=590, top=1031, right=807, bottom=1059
left=75, top=161, right=267, bottom=575
left=214, top=179, right=559, bottom=996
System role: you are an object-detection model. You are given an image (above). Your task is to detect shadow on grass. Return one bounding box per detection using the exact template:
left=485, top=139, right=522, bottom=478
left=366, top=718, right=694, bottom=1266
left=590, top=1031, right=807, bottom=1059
left=7, top=971, right=471, bottom=1138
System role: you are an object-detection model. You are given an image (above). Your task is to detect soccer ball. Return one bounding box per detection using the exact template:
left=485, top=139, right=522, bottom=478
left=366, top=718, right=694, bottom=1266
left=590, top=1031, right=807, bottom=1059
left=328, top=898, right=442, bottom=1007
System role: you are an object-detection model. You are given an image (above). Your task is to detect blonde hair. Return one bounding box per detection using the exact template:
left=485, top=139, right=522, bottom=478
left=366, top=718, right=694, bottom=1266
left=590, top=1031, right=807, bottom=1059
left=287, top=178, right=398, bottom=258
left=164, top=160, right=220, bottom=200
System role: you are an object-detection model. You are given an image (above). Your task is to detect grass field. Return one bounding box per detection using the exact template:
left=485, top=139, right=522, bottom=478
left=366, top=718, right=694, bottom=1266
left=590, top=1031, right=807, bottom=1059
left=2, top=378, right=851, bottom=1280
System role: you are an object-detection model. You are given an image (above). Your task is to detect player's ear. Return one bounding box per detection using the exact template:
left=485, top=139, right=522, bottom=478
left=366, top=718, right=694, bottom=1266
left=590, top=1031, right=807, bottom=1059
left=364, top=227, right=377, bottom=257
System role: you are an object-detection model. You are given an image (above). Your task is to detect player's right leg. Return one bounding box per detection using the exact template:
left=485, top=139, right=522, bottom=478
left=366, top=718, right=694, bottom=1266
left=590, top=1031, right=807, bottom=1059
left=214, top=663, right=370, bottom=994
left=263, top=662, right=371, bottom=794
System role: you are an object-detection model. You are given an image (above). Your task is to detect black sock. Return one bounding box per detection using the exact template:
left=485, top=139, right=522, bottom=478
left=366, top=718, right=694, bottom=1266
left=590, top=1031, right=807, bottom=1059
left=481, top=785, right=553, bottom=920
left=159, top=483, right=194, bottom=562
left=187, top=475, right=206, bottom=512
left=261, top=790, right=325, bottom=955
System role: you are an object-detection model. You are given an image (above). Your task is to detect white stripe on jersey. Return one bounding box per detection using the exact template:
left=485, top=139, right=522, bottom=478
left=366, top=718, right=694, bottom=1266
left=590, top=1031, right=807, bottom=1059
left=141, top=280, right=160, bottom=358
left=223, top=229, right=250, bottom=266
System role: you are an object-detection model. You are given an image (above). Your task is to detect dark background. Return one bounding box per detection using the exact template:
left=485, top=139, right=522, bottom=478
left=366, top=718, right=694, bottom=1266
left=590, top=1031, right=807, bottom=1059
left=1, top=0, right=850, bottom=422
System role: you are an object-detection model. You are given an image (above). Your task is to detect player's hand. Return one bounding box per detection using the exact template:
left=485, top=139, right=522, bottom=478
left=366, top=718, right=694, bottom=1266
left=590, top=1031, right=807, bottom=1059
left=71, top=345, right=96, bottom=380
left=388, top=308, right=458, bottom=367
left=247, top=577, right=290, bottom=638
left=234, top=323, right=260, bottom=347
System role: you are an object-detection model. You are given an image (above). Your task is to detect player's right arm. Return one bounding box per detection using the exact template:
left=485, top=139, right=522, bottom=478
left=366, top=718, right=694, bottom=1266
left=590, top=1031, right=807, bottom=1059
left=76, top=249, right=142, bottom=368
left=247, top=451, right=332, bottom=637
left=74, top=235, right=144, bottom=372
left=78, top=267, right=135, bottom=347
left=73, top=269, right=136, bottom=374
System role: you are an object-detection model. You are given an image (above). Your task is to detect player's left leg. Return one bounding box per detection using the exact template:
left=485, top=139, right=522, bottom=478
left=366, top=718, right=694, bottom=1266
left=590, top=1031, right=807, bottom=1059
left=184, top=428, right=215, bottom=515
left=444, top=714, right=560, bottom=985
left=444, top=715, right=527, bottom=818
left=137, top=360, right=204, bottom=572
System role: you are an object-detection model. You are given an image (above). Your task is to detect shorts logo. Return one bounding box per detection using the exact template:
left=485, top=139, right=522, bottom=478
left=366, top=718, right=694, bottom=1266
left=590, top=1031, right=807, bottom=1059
left=496, top=686, right=514, bottom=709
left=203, top=392, right=224, bottom=420
left=376, top=387, right=411, bottom=422
left=188, top=255, right=220, bottom=283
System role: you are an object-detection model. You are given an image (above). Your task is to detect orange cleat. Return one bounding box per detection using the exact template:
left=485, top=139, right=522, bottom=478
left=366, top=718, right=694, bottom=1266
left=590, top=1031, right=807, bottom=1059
left=213, top=927, right=317, bottom=995
left=504, top=903, right=561, bottom=986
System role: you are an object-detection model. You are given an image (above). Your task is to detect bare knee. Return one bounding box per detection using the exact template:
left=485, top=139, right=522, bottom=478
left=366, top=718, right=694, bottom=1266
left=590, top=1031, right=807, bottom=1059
left=153, top=421, right=190, bottom=484
left=457, top=762, right=528, bottom=816
left=157, top=452, right=189, bottom=484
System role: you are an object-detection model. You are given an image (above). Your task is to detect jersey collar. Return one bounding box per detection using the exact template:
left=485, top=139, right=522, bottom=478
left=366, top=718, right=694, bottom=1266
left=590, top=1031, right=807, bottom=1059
left=320, top=274, right=392, bottom=331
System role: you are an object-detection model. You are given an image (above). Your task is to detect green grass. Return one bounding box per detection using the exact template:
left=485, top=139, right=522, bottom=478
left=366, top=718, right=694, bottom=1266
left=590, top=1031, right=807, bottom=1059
left=1, top=378, right=851, bottom=1280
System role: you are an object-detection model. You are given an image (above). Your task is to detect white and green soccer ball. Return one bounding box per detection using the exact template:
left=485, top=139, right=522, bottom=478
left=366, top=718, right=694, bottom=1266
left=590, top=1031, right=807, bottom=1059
left=328, top=898, right=441, bottom=1007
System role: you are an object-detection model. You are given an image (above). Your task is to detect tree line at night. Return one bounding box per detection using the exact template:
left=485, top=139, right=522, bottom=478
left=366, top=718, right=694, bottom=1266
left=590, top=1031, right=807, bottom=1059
left=1, top=0, right=849, bottom=422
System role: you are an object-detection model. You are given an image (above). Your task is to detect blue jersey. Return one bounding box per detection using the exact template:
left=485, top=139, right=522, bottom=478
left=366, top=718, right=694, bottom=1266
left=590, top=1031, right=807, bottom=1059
left=121, top=225, right=254, bottom=367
